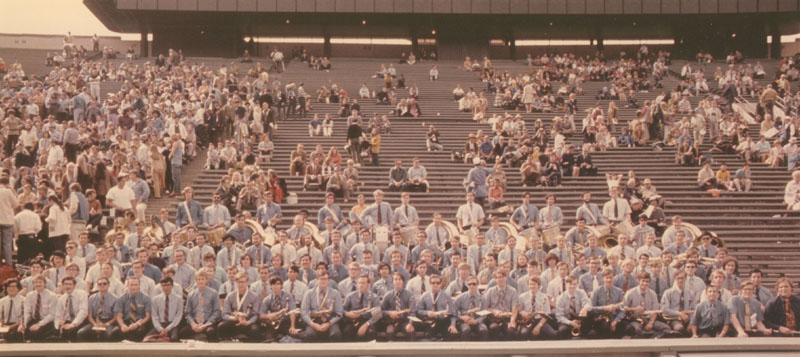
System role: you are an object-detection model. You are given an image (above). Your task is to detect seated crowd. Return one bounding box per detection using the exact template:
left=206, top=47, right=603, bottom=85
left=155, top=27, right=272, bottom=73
left=0, top=45, right=799, bottom=346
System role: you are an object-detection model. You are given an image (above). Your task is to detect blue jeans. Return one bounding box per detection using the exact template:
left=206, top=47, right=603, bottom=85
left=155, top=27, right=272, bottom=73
left=171, top=164, right=182, bottom=193
left=0, top=224, right=14, bottom=265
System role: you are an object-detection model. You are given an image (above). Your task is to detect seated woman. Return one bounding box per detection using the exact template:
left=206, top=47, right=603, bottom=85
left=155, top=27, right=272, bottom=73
left=543, top=153, right=562, bottom=187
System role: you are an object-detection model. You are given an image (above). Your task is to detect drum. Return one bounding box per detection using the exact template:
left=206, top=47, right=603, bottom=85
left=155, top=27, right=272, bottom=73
left=593, top=224, right=612, bottom=236
left=375, top=226, right=390, bottom=255
left=613, top=221, right=634, bottom=236
left=541, top=226, right=560, bottom=247
left=399, top=226, right=418, bottom=246
left=206, top=227, right=226, bottom=247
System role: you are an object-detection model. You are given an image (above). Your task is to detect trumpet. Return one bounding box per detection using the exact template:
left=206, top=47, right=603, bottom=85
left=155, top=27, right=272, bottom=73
left=460, top=306, right=481, bottom=320
left=662, top=310, right=695, bottom=321
left=571, top=320, right=582, bottom=337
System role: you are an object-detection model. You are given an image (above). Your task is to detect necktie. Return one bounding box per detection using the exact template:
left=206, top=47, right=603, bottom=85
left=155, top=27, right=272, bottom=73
left=711, top=302, right=718, bottom=326
left=290, top=281, right=295, bottom=295
left=421, top=278, right=426, bottom=293
left=561, top=278, right=566, bottom=293
left=360, top=293, right=366, bottom=309
left=395, top=293, right=402, bottom=311
left=55, top=270, right=60, bottom=288
left=641, top=291, right=646, bottom=308
left=405, top=206, right=409, bottom=221
left=656, top=279, right=661, bottom=297
left=703, top=248, right=709, bottom=258
left=196, top=295, right=205, bottom=324
left=744, top=300, right=752, bottom=330
left=461, top=281, right=468, bottom=293
left=579, top=230, right=584, bottom=246
left=165, top=294, right=170, bottom=323
left=727, top=278, right=733, bottom=292
left=530, top=293, right=536, bottom=313
left=665, top=266, right=671, bottom=286
left=478, top=247, right=483, bottom=269
left=82, top=246, right=86, bottom=257
left=606, top=289, right=611, bottom=304
left=498, top=288, right=506, bottom=311
left=435, top=228, right=440, bottom=246
left=67, top=294, right=74, bottom=322
left=679, top=291, right=685, bottom=310
left=261, top=284, right=267, bottom=298
left=613, top=199, right=618, bottom=220
left=34, top=293, right=41, bottom=321
left=470, top=295, right=476, bottom=309
left=570, top=296, right=577, bottom=316
left=786, top=298, right=797, bottom=330
left=6, top=299, right=13, bottom=324
left=302, top=270, right=308, bottom=283
left=377, top=205, right=383, bottom=225
left=433, top=293, right=438, bottom=312
left=98, top=293, right=104, bottom=317
left=623, top=275, right=629, bottom=291
left=256, top=247, right=261, bottom=266
left=228, top=249, right=232, bottom=267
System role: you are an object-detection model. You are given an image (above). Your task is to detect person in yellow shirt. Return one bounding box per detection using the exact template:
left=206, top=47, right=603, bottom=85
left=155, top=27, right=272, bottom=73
left=370, top=127, right=381, bottom=167
left=715, top=163, right=734, bottom=191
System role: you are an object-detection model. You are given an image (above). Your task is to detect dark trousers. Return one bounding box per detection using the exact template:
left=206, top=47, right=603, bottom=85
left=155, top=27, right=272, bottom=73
left=77, top=323, right=115, bottom=342
left=217, top=320, right=261, bottom=342
left=457, top=322, right=488, bottom=341
left=302, top=323, right=341, bottom=342
left=16, top=234, right=40, bottom=265
left=111, top=323, right=150, bottom=341
left=2, top=327, right=24, bottom=342
left=58, top=322, right=86, bottom=342
left=488, top=319, right=517, bottom=340
left=24, top=322, right=55, bottom=341
left=178, top=324, right=217, bottom=341
left=342, top=317, right=376, bottom=341
left=519, top=319, right=558, bottom=340
left=145, top=327, right=180, bottom=342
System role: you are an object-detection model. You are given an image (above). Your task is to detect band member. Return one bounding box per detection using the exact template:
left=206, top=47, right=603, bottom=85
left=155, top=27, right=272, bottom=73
left=513, top=276, right=557, bottom=340
left=180, top=271, right=221, bottom=341
left=300, top=272, right=343, bottom=341
left=77, top=277, right=117, bottom=342
left=555, top=276, right=590, bottom=338
left=219, top=272, right=261, bottom=341
left=112, top=276, right=151, bottom=341
left=661, top=271, right=696, bottom=335
left=588, top=268, right=625, bottom=337
left=484, top=270, right=517, bottom=339
left=622, top=273, right=671, bottom=338
left=54, top=277, right=88, bottom=342
left=578, top=257, right=603, bottom=293
left=510, top=192, right=539, bottom=236
left=379, top=272, right=416, bottom=340
left=690, top=285, right=730, bottom=338
left=414, top=274, right=451, bottom=340
left=0, top=279, right=24, bottom=342
left=449, top=275, right=487, bottom=341
left=259, top=275, right=299, bottom=342
left=343, top=275, right=381, bottom=341
left=146, top=277, right=182, bottom=342
left=764, top=277, right=800, bottom=335
left=749, top=269, right=773, bottom=306
left=728, top=280, right=771, bottom=337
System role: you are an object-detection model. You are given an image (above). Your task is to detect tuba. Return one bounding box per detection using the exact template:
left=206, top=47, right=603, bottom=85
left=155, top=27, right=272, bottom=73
left=245, top=219, right=277, bottom=246
left=499, top=222, right=529, bottom=252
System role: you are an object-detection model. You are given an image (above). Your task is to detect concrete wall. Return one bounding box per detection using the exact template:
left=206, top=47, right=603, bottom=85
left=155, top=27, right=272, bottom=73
left=0, top=33, right=141, bottom=53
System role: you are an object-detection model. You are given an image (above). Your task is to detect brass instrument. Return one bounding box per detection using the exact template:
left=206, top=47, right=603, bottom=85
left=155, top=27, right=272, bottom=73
left=304, top=221, right=325, bottom=248
left=104, top=217, right=131, bottom=245
left=392, top=308, right=412, bottom=319
left=499, top=222, right=528, bottom=252
left=662, top=310, right=695, bottom=321
left=460, top=306, right=481, bottom=320
left=571, top=320, right=582, bottom=337
left=517, top=310, right=552, bottom=326
left=244, top=219, right=276, bottom=246
left=310, top=307, right=333, bottom=322
left=629, top=309, right=662, bottom=324
left=425, top=220, right=462, bottom=246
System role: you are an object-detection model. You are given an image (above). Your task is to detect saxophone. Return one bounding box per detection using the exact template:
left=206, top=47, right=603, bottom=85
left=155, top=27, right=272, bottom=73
left=310, top=295, right=333, bottom=323
left=269, top=296, right=290, bottom=329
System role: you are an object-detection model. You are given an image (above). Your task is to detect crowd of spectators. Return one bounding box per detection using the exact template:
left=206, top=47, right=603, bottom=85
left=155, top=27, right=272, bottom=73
left=0, top=42, right=798, bottom=346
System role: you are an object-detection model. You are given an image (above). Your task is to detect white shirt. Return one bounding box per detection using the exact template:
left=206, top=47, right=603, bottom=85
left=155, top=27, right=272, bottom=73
left=46, top=205, right=71, bottom=237
left=602, top=197, right=631, bottom=222
left=456, top=202, right=484, bottom=227
left=15, top=209, right=42, bottom=235
left=106, top=185, right=135, bottom=211
left=785, top=180, right=800, bottom=206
